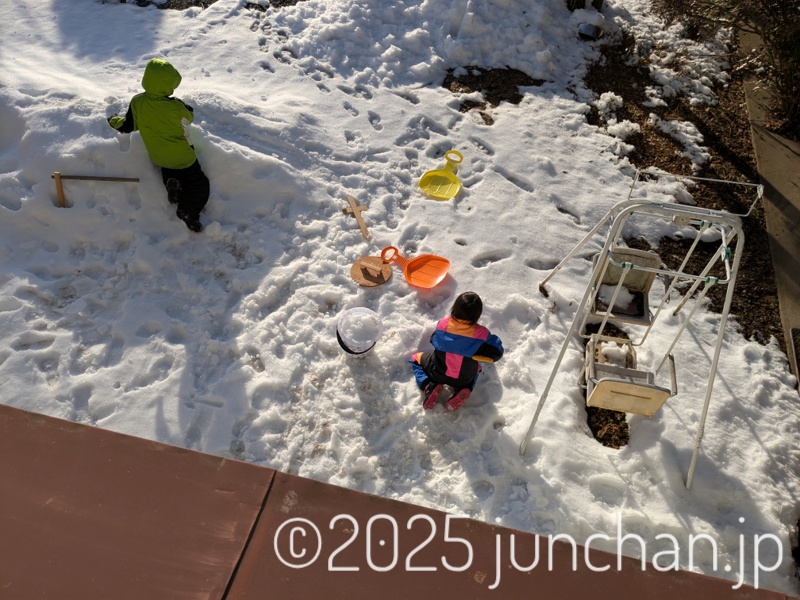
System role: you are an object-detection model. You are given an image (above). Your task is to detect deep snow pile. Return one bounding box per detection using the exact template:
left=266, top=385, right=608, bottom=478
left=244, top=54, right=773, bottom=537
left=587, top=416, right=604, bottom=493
left=1, top=0, right=798, bottom=593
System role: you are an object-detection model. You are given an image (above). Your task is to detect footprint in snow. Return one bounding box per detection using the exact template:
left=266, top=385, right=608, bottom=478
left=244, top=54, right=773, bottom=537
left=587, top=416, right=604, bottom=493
left=494, top=165, right=535, bottom=193
left=344, top=130, right=361, bottom=147
left=555, top=203, right=581, bottom=225
left=524, top=257, right=559, bottom=271
left=11, top=331, right=56, bottom=351
left=35, top=350, right=60, bottom=375
left=0, top=192, right=22, bottom=211
left=471, top=249, right=512, bottom=268
left=104, top=332, right=125, bottom=368
left=469, top=136, right=495, bottom=156
left=368, top=111, right=382, bottom=131
left=273, top=47, right=294, bottom=64
left=184, top=407, right=211, bottom=451
left=125, top=354, right=175, bottom=391
left=473, top=480, right=495, bottom=500
left=337, top=84, right=373, bottom=100
left=398, top=222, right=430, bottom=244
left=68, top=383, right=92, bottom=418
left=303, top=60, right=335, bottom=81
left=394, top=115, right=445, bottom=146
left=343, top=101, right=359, bottom=117
left=588, top=474, right=625, bottom=508
left=393, top=89, right=420, bottom=105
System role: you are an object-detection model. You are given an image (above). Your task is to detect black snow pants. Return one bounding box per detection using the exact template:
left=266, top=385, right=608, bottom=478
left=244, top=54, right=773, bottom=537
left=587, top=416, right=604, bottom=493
left=160, top=159, right=210, bottom=220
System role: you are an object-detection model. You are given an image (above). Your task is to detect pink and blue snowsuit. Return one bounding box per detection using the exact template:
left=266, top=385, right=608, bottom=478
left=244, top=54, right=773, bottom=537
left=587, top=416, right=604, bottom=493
left=410, top=316, right=504, bottom=391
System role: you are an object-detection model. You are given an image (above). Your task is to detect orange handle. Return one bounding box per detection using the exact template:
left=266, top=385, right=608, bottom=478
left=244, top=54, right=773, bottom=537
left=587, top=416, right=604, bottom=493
left=381, top=246, right=398, bottom=263
left=381, top=246, right=413, bottom=271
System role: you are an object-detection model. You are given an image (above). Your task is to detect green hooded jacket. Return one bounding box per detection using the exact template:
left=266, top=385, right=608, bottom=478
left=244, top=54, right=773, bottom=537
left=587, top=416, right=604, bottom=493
left=109, top=59, right=197, bottom=170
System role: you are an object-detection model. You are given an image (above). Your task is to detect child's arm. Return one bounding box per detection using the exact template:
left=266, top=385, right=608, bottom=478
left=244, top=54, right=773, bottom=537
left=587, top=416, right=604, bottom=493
left=473, top=334, right=504, bottom=362
left=430, top=329, right=504, bottom=362
left=174, top=97, right=193, bottom=113
left=108, top=105, right=135, bottom=133
left=171, top=97, right=195, bottom=124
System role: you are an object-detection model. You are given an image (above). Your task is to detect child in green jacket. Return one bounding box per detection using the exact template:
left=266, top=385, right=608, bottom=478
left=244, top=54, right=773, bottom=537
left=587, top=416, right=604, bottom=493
left=108, top=58, right=209, bottom=232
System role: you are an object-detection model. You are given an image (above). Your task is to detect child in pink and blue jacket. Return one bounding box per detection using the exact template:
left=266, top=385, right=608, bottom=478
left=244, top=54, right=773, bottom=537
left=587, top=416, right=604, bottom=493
left=410, top=292, right=504, bottom=411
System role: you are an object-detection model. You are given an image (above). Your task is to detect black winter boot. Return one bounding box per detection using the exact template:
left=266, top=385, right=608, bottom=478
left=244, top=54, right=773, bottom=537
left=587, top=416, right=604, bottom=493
left=176, top=207, right=203, bottom=232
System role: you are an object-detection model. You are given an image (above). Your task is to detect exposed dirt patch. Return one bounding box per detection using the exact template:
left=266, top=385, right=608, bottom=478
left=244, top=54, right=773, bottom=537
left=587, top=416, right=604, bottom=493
left=584, top=33, right=690, bottom=173
left=247, top=0, right=305, bottom=9
left=104, top=0, right=219, bottom=8
left=110, top=0, right=304, bottom=8
left=443, top=67, right=545, bottom=125
left=586, top=406, right=630, bottom=449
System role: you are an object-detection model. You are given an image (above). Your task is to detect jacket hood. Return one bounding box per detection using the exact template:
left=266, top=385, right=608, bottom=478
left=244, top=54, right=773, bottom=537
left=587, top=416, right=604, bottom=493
left=141, top=58, right=182, bottom=97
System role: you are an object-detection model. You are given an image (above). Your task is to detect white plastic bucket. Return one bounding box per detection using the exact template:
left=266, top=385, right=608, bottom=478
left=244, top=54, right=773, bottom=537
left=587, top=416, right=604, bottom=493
left=336, top=308, right=382, bottom=356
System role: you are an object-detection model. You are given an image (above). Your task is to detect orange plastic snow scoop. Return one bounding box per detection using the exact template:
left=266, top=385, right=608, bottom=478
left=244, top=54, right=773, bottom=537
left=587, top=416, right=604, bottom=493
left=381, top=246, right=450, bottom=289
left=419, top=150, right=463, bottom=200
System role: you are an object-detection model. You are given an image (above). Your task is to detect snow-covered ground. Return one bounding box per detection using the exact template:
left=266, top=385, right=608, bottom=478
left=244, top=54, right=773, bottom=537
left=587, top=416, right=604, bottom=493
left=1, top=0, right=798, bottom=593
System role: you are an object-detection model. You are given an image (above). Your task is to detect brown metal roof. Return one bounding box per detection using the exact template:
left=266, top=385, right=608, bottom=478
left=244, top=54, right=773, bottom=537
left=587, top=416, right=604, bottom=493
left=0, top=405, right=273, bottom=599
left=0, top=404, right=793, bottom=600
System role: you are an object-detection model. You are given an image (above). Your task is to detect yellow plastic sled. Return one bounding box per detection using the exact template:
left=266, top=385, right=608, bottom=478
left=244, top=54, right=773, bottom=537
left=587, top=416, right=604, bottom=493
left=419, top=150, right=463, bottom=200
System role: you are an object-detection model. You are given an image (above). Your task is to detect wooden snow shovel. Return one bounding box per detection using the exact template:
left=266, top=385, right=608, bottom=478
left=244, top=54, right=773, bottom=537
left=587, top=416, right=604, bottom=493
left=419, top=150, right=463, bottom=200
left=381, top=246, right=450, bottom=289
left=51, top=172, right=139, bottom=208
